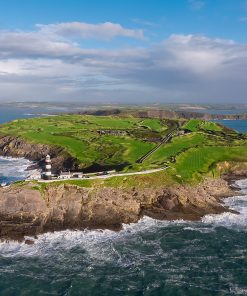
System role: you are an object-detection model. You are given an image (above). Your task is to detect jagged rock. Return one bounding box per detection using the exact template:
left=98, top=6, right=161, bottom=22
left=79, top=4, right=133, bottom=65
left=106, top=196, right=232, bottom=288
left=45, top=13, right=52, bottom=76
left=0, top=177, right=239, bottom=241
left=0, top=135, right=79, bottom=172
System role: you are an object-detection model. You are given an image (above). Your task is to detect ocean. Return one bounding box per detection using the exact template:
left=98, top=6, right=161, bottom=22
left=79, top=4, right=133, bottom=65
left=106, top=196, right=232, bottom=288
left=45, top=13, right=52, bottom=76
left=0, top=157, right=34, bottom=184
left=0, top=107, right=247, bottom=295
left=215, top=120, right=247, bottom=134
left=0, top=105, right=57, bottom=124
left=0, top=180, right=246, bottom=295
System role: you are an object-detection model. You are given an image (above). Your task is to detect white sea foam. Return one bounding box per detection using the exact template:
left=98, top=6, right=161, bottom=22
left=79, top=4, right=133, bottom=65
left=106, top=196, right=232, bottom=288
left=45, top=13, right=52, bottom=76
left=201, top=179, right=247, bottom=230
left=23, top=113, right=56, bottom=117
left=229, top=285, right=247, bottom=295
left=0, top=180, right=246, bottom=258
left=0, top=216, right=188, bottom=258
left=235, top=179, right=247, bottom=190
left=201, top=211, right=246, bottom=229
left=0, top=156, right=35, bottom=179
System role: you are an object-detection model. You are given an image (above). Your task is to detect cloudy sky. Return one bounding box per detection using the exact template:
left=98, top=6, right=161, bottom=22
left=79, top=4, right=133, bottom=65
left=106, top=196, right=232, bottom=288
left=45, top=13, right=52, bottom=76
left=0, top=0, right=247, bottom=103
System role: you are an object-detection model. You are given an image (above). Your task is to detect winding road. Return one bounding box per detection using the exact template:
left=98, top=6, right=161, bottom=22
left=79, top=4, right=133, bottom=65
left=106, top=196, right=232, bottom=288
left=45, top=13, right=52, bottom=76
left=36, top=166, right=169, bottom=183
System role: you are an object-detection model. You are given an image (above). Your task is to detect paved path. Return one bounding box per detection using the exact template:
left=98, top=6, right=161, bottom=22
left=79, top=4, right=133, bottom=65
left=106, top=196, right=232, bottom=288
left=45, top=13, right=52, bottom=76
left=36, top=167, right=169, bottom=183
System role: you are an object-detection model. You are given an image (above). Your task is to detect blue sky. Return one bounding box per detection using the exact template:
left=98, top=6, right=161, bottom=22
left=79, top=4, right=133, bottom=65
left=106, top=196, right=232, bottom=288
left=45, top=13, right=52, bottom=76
left=0, top=0, right=247, bottom=103
left=1, top=0, right=247, bottom=42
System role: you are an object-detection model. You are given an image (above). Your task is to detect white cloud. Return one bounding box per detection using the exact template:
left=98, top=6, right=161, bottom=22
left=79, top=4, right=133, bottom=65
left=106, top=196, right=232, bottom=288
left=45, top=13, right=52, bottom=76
left=0, top=26, right=246, bottom=103
left=163, top=35, right=236, bottom=73
left=0, top=22, right=144, bottom=59
left=36, top=22, right=144, bottom=40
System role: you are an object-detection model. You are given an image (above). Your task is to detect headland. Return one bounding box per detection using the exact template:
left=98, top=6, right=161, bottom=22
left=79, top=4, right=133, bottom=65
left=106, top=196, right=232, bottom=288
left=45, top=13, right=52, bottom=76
left=0, top=113, right=246, bottom=241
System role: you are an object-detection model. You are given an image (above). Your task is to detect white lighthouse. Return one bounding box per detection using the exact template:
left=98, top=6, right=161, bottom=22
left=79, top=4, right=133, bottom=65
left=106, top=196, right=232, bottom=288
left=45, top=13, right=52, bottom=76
left=43, top=154, right=52, bottom=180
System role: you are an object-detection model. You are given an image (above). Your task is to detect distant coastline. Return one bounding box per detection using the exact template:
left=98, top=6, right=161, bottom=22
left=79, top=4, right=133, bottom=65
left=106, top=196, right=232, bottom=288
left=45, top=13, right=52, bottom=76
left=0, top=102, right=247, bottom=125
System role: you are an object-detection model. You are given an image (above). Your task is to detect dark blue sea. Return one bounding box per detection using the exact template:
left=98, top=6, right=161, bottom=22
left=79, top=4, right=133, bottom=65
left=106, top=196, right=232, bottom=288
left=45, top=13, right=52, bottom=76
left=215, top=120, right=247, bottom=134
left=0, top=107, right=247, bottom=295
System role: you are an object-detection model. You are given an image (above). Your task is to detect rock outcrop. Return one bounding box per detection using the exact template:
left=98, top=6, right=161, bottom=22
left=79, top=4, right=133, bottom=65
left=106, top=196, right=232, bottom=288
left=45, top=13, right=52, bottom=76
left=0, top=135, right=78, bottom=172
left=0, top=177, right=238, bottom=241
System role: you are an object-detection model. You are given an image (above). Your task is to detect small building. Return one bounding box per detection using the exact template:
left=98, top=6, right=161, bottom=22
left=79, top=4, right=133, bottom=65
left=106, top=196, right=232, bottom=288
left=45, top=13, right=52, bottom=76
left=58, top=172, right=84, bottom=179
left=58, top=172, right=71, bottom=179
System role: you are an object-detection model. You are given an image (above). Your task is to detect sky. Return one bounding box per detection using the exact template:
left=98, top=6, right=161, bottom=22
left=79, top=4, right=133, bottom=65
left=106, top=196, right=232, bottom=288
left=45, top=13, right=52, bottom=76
left=0, top=0, right=247, bottom=104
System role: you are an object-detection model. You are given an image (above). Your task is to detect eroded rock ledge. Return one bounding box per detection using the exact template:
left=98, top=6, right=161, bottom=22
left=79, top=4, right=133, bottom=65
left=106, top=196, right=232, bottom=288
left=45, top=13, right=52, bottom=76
left=0, top=177, right=240, bottom=241
left=0, top=135, right=78, bottom=172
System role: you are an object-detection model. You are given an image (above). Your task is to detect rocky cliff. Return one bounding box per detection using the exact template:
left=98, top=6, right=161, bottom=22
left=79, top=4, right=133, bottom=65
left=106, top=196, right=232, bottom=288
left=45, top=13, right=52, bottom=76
left=0, top=135, right=78, bottom=172
left=0, top=177, right=238, bottom=242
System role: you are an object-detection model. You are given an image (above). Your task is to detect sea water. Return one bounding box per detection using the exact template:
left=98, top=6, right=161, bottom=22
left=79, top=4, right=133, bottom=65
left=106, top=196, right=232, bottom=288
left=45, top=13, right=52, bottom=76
left=0, top=157, right=35, bottom=184
left=0, top=180, right=246, bottom=295
left=214, top=120, right=247, bottom=134
left=0, top=106, right=56, bottom=124
left=0, top=108, right=247, bottom=295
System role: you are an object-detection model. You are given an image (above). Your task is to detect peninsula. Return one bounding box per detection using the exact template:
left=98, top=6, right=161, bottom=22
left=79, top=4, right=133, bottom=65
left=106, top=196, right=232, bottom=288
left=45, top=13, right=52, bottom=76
left=0, top=114, right=247, bottom=241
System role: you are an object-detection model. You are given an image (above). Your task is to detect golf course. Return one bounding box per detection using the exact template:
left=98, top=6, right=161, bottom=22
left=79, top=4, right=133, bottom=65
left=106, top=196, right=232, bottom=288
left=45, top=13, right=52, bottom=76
left=0, top=115, right=246, bottom=184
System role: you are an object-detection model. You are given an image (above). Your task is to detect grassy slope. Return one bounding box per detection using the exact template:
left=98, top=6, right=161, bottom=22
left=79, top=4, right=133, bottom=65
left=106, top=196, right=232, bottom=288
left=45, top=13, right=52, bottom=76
left=145, top=133, right=206, bottom=166
left=1, top=115, right=246, bottom=184
left=175, top=146, right=247, bottom=182
left=183, top=119, right=223, bottom=132
left=0, top=115, right=164, bottom=168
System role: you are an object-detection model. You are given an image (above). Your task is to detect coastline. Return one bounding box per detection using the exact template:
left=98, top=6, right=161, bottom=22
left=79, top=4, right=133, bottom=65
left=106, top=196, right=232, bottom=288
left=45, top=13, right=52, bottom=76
left=0, top=134, right=79, bottom=173
left=0, top=132, right=246, bottom=243
left=0, top=171, right=246, bottom=243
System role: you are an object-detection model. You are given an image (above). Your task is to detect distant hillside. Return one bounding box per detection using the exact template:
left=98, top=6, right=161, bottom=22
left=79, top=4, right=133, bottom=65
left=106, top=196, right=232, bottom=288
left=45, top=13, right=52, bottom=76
left=75, top=108, right=247, bottom=120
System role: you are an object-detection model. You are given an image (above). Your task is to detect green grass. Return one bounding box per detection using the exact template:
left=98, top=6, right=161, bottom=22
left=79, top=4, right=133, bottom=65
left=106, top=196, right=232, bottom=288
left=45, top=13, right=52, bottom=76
left=200, top=121, right=223, bottom=132
left=0, top=115, right=166, bottom=170
left=183, top=119, right=223, bottom=132
left=1, top=114, right=246, bottom=184
left=34, top=170, right=176, bottom=189
left=175, top=146, right=247, bottom=182
left=146, top=133, right=207, bottom=166
left=139, top=119, right=167, bottom=132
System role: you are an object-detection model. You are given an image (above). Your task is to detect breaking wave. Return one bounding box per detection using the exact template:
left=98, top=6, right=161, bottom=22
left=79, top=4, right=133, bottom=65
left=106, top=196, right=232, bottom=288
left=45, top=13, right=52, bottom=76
left=0, top=179, right=246, bottom=259
left=201, top=179, right=247, bottom=230
left=0, top=217, right=188, bottom=258
left=0, top=179, right=247, bottom=294
left=0, top=156, right=36, bottom=183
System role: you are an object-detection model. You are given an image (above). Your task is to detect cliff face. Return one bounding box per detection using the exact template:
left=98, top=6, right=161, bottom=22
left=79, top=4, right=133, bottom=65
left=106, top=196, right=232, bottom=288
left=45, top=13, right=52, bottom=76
left=0, top=135, right=78, bottom=172
left=0, top=178, right=237, bottom=241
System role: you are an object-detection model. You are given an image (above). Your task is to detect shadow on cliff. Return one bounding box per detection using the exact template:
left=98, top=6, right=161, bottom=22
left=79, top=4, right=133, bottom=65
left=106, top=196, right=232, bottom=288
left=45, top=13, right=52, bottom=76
left=82, top=162, right=130, bottom=173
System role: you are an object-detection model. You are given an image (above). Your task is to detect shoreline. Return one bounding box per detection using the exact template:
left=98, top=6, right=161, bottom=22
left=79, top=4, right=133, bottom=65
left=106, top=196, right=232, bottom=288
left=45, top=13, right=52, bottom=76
left=0, top=132, right=246, bottom=243
left=0, top=183, right=245, bottom=245
left=0, top=172, right=246, bottom=243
